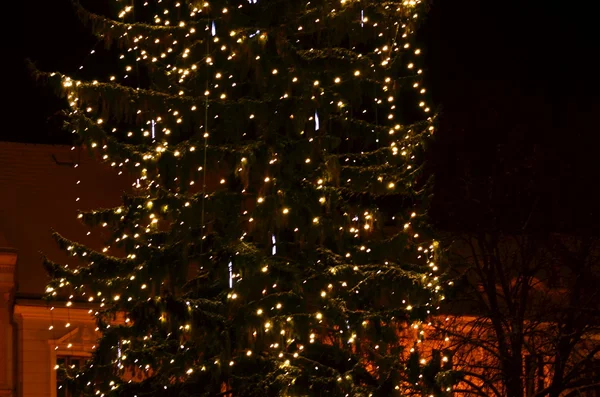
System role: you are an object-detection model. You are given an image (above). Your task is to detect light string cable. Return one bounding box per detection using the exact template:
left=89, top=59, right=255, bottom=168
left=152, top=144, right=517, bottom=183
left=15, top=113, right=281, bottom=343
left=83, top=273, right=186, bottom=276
left=199, top=16, right=211, bottom=268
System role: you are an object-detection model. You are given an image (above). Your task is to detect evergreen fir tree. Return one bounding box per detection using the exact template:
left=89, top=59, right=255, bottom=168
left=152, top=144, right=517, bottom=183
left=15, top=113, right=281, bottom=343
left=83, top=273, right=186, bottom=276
left=38, top=0, right=444, bottom=395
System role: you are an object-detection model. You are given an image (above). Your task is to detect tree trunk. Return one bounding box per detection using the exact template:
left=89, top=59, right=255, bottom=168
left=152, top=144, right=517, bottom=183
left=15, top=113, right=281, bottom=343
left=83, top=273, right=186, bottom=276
left=503, top=355, right=524, bottom=397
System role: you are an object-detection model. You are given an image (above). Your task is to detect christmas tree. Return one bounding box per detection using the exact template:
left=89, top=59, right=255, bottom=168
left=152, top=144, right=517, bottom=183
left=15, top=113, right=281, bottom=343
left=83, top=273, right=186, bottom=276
left=39, top=0, right=444, bottom=395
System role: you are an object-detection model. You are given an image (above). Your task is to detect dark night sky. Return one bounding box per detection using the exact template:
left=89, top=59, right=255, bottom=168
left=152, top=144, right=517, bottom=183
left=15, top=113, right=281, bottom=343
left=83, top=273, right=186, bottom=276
left=16, top=0, right=600, bottom=233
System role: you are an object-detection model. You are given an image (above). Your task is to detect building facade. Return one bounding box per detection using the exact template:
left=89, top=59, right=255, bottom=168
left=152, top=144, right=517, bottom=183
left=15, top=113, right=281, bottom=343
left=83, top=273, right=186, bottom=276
left=0, top=142, right=131, bottom=397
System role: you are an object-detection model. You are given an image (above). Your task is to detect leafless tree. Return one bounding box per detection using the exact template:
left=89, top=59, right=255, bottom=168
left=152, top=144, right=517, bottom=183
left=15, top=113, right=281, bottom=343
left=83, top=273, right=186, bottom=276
left=431, top=232, right=600, bottom=397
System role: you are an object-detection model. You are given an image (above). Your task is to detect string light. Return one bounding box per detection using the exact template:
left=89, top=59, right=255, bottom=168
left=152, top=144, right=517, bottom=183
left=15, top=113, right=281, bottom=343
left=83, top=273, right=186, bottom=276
left=40, top=0, right=444, bottom=395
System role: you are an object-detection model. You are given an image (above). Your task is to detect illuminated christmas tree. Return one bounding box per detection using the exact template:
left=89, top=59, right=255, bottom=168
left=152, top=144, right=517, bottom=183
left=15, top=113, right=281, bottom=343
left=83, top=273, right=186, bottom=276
left=39, top=0, right=445, bottom=395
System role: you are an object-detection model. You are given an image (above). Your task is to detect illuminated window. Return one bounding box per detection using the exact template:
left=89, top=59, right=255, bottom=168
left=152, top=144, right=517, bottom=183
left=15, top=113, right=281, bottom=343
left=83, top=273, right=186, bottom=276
left=57, top=355, right=85, bottom=397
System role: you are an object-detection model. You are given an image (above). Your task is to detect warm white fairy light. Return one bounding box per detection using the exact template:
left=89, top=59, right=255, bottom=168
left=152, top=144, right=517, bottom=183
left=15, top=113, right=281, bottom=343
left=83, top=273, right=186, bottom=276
left=42, top=0, right=443, bottom=395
